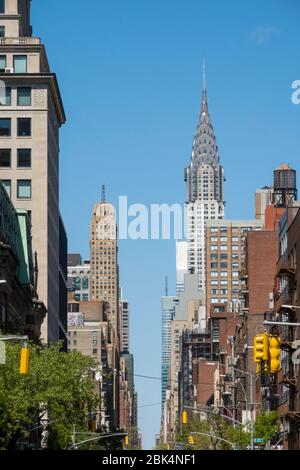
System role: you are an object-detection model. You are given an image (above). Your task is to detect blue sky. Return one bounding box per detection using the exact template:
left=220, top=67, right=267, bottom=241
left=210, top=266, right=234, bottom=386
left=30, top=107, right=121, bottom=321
left=33, top=0, right=300, bottom=449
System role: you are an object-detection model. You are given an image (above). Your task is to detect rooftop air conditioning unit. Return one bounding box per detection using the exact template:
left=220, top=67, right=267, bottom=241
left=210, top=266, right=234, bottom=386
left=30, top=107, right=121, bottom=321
left=5, top=68, right=13, bottom=74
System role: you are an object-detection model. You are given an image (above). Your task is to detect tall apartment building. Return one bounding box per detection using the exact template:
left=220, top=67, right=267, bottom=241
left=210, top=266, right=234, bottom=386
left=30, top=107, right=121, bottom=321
left=120, top=294, right=129, bottom=353
left=0, top=0, right=67, bottom=343
left=205, top=219, right=263, bottom=315
left=90, top=197, right=119, bottom=338
left=185, top=71, right=224, bottom=291
left=67, top=253, right=90, bottom=302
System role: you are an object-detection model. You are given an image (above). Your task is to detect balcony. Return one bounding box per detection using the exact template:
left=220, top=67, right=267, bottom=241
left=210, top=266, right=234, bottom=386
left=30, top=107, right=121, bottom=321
left=0, top=37, right=41, bottom=45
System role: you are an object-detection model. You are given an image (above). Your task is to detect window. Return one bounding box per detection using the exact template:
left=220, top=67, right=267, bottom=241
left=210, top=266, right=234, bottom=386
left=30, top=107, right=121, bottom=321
left=232, top=246, right=239, bottom=251
left=220, top=245, right=227, bottom=251
left=220, top=280, right=228, bottom=286
left=232, top=280, right=239, bottom=285
left=232, top=254, right=239, bottom=259
left=220, top=262, right=228, bottom=268
left=211, top=289, right=219, bottom=295
left=211, top=280, right=218, bottom=286
left=17, top=118, right=31, bottom=136
left=220, top=227, right=227, bottom=233
left=211, top=272, right=218, bottom=277
left=211, top=245, right=218, bottom=251
left=211, top=262, right=218, bottom=268
left=17, top=87, right=31, bottom=106
left=210, top=237, right=218, bottom=242
left=220, top=253, right=228, bottom=260
left=1, top=180, right=11, bottom=197
left=221, top=298, right=228, bottom=303
left=232, top=237, right=239, bottom=242
left=82, top=294, right=89, bottom=301
left=233, top=271, right=239, bottom=278
left=232, top=263, right=239, bottom=268
left=92, top=349, right=97, bottom=355
left=0, top=0, right=4, bottom=14
left=211, top=298, right=219, bottom=304
left=211, top=227, right=218, bottom=232
left=0, top=26, right=5, bottom=38
left=17, top=149, right=31, bottom=167
left=221, top=289, right=228, bottom=295
left=221, top=271, right=228, bottom=277
left=0, top=87, right=11, bottom=106
left=211, top=254, right=218, bottom=260
left=220, top=237, right=228, bottom=242
left=0, top=118, right=11, bottom=136
left=17, top=179, right=31, bottom=198
left=0, top=149, right=10, bottom=167
left=14, top=55, right=27, bottom=73
left=0, top=55, right=6, bottom=70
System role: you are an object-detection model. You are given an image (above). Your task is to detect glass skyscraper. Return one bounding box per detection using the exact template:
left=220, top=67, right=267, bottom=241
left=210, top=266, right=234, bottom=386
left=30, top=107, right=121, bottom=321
left=161, top=295, right=176, bottom=407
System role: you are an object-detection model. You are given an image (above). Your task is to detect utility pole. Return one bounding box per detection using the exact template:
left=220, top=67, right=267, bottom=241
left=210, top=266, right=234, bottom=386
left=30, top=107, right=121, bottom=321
left=249, top=372, right=255, bottom=451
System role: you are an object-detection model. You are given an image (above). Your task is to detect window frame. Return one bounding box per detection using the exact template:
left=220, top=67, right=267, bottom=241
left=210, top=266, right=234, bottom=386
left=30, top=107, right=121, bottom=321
left=13, top=55, right=27, bottom=73
left=17, top=148, right=31, bottom=168
left=17, top=117, right=31, bottom=137
left=17, top=87, right=31, bottom=106
left=17, top=179, right=32, bottom=199
left=0, top=117, right=11, bottom=136
left=0, top=148, right=11, bottom=167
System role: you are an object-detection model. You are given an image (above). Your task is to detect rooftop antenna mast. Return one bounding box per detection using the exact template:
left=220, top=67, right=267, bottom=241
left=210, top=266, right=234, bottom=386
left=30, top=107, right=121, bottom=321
left=165, top=276, right=168, bottom=296
left=101, top=184, right=106, bottom=203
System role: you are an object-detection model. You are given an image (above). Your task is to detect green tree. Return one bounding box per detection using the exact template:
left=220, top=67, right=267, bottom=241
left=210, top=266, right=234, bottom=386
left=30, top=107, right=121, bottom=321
left=0, top=342, right=100, bottom=450
left=254, top=411, right=280, bottom=447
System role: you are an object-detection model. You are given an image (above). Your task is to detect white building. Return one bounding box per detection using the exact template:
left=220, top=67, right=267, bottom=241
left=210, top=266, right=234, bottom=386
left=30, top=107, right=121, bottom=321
left=176, top=240, right=188, bottom=294
left=184, top=70, right=225, bottom=293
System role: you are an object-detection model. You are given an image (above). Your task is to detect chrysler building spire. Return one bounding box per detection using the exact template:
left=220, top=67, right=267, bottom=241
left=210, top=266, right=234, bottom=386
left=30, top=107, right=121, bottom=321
left=184, top=65, right=225, bottom=291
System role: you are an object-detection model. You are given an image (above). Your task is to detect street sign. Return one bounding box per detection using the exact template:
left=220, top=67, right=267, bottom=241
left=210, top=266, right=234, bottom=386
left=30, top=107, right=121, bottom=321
left=254, top=438, right=265, bottom=443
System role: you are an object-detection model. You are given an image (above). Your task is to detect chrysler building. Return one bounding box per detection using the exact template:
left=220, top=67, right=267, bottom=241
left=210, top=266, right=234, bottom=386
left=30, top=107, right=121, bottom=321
left=185, top=66, right=225, bottom=292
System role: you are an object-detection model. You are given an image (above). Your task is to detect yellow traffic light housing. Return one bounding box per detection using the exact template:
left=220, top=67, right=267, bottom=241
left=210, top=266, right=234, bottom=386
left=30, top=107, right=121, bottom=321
left=124, top=435, right=129, bottom=446
left=182, top=411, right=188, bottom=425
left=188, top=435, right=194, bottom=445
left=253, top=333, right=269, bottom=373
left=269, top=335, right=281, bottom=374
left=20, top=347, right=30, bottom=375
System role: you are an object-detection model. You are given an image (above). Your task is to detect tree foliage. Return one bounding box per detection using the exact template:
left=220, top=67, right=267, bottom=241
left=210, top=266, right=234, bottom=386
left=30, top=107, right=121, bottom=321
left=0, top=342, right=100, bottom=450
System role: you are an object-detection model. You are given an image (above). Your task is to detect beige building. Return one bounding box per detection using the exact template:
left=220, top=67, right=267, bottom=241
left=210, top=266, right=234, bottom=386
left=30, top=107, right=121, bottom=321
left=205, top=220, right=263, bottom=317
left=90, top=198, right=119, bottom=338
left=0, top=0, right=67, bottom=343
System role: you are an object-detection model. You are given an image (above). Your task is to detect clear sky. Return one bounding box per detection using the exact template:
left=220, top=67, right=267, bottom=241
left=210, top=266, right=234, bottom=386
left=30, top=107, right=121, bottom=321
left=32, top=0, right=300, bottom=449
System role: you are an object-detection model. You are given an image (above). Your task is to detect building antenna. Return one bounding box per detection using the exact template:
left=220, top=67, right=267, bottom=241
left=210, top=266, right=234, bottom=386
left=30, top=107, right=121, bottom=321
left=165, top=276, right=168, bottom=296
left=203, top=59, right=206, bottom=91
left=101, top=184, right=106, bottom=203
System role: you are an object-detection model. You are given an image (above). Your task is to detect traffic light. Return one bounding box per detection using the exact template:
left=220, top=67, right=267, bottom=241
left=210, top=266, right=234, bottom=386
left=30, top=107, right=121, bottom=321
left=19, top=346, right=29, bottom=375
left=253, top=333, right=268, bottom=373
left=188, top=435, right=194, bottom=445
left=269, top=335, right=281, bottom=374
left=182, top=411, right=188, bottom=425
left=124, top=435, right=129, bottom=446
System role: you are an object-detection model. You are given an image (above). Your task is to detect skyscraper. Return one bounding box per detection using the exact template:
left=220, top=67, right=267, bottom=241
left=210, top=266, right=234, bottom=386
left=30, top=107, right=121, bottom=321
left=89, top=192, right=119, bottom=337
left=0, top=0, right=67, bottom=344
left=161, top=288, right=176, bottom=408
left=185, top=67, right=225, bottom=291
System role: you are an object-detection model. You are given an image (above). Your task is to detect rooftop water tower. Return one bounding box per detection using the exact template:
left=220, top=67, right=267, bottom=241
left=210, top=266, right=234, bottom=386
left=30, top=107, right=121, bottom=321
left=272, top=163, right=297, bottom=208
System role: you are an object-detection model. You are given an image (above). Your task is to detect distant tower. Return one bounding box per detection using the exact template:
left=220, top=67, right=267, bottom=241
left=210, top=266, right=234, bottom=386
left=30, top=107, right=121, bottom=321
left=90, top=197, right=119, bottom=335
left=161, top=283, right=176, bottom=409
left=273, top=164, right=297, bottom=208
left=185, top=65, right=225, bottom=291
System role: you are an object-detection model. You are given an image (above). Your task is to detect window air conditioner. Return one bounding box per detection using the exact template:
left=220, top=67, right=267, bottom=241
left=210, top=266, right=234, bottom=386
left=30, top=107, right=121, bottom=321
left=5, top=68, right=14, bottom=74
